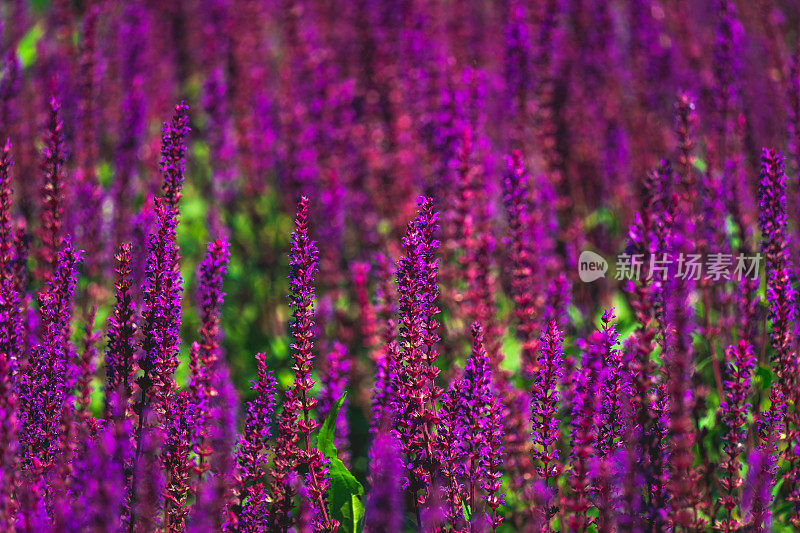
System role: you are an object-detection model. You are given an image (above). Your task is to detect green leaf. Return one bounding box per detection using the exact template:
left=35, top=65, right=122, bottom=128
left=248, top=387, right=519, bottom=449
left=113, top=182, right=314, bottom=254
left=318, top=393, right=365, bottom=533
left=17, top=23, right=43, bottom=68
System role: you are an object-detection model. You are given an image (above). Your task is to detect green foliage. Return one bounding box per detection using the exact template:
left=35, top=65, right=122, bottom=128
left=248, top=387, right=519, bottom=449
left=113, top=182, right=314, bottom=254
left=318, top=393, right=365, bottom=533
left=16, top=23, right=42, bottom=68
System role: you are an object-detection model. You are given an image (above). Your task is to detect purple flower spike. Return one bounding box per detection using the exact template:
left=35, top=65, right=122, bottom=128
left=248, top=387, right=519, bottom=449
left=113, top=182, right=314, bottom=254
left=0, top=349, right=18, bottom=530
left=162, top=391, right=195, bottom=532
left=230, top=352, right=277, bottom=532
left=160, top=101, right=190, bottom=208
left=18, top=239, right=82, bottom=472
left=105, top=243, right=137, bottom=413
left=0, top=139, right=22, bottom=365
left=287, top=196, right=337, bottom=532
left=597, top=309, right=625, bottom=457
left=718, top=341, right=755, bottom=532
left=742, top=449, right=773, bottom=532
left=191, top=238, right=231, bottom=472
left=393, top=197, right=443, bottom=514
left=531, top=319, right=563, bottom=526
left=37, top=97, right=66, bottom=283
left=568, top=317, right=607, bottom=532
left=758, top=149, right=796, bottom=404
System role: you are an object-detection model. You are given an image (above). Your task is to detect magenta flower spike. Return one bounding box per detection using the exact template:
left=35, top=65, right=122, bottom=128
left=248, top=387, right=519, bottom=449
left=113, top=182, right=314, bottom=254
left=531, top=319, right=564, bottom=526
left=191, top=237, right=231, bottom=469
left=105, top=243, right=137, bottom=413
left=37, top=97, right=66, bottom=283
left=718, top=341, right=755, bottom=532
left=160, top=101, right=190, bottom=209
left=287, top=196, right=337, bottom=532
left=230, top=352, right=277, bottom=532
left=392, top=197, right=443, bottom=515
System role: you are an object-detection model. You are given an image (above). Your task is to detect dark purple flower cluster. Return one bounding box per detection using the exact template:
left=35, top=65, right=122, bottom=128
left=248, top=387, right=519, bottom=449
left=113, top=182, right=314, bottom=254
left=4, top=0, right=800, bottom=531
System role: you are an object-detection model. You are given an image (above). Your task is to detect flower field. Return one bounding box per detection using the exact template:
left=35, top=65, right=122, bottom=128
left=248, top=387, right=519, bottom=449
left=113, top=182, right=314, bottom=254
left=1, top=0, right=800, bottom=531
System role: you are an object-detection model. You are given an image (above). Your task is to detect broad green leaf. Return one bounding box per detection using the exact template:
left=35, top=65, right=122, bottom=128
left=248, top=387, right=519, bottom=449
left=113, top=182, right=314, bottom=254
left=318, top=393, right=365, bottom=533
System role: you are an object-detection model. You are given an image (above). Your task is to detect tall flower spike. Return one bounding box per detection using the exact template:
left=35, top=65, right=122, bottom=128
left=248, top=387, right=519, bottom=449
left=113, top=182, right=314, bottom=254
left=160, top=101, right=190, bottom=208
left=267, top=389, right=300, bottom=531
left=757, top=149, right=799, bottom=517
left=460, top=324, right=499, bottom=524
left=742, top=449, right=773, bottom=532
left=502, top=151, right=538, bottom=373
left=531, top=319, right=564, bottom=528
left=758, top=149, right=795, bottom=402
left=718, top=341, right=755, bottom=532
left=438, top=384, right=466, bottom=530
left=287, top=196, right=337, bottom=531
left=393, top=197, right=442, bottom=516
left=568, top=320, right=606, bottom=532
left=190, top=368, right=238, bottom=531
left=0, top=351, right=18, bottom=530
left=17, top=239, right=81, bottom=471
left=229, top=353, right=277, bottom=532
left=597, top=309, right=625, bottom=457
left=37, top=97, right=66, bottom=282
left=162, top=391, right=196, bottom=532
left=130, top=197, right=182, bottom=528
left=105, top=243, right=137, bottom=414
left=0, top=139, right=22, bottom=364
left=192, top=238, right=231, bottom=472
left=138, top=198, right=182, bottom=422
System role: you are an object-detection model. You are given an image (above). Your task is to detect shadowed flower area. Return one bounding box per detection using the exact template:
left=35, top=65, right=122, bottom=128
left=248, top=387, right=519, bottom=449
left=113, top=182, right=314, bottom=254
left=3, top=0, right=800, bottom=531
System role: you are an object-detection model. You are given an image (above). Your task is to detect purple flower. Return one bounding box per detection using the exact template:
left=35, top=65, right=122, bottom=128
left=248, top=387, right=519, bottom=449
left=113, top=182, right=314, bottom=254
left=18, top=239, right=82, bottom=472
left=267, top=389, right=300, bottom=531
left=531, top=319, right=563, bottom=523
left=137, top=198, right=182, bottom=424
left=568, top=318, right=606, bottom=532
left=718, top=341, right=755, bottom=531
left=597, top=309, right=626, bottom=456
left=230, top=352, right=277, bottom=532
left=0, top=139, right=22, bottom=365
left=392, top=197, right=443, bottom=512
left=162, top=390, right=195, bottom=532
left=0, top=349, right=18, bottom=530
left=287, top=196, right=336, bottom=531
left=191, top=238, right=231, bottom=468
left=105, top=243, right=137, bottom=413
left=160, top=101, right=190, bottom=209
left=742, top=449, right=773, bottom=532
left=364, top=433, right=404, bottom=533
left=36, top=97, right=66, bottom=283
left=190, top=367, right=238, bottom=531
left=758, top=149, right=796, bottom=403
